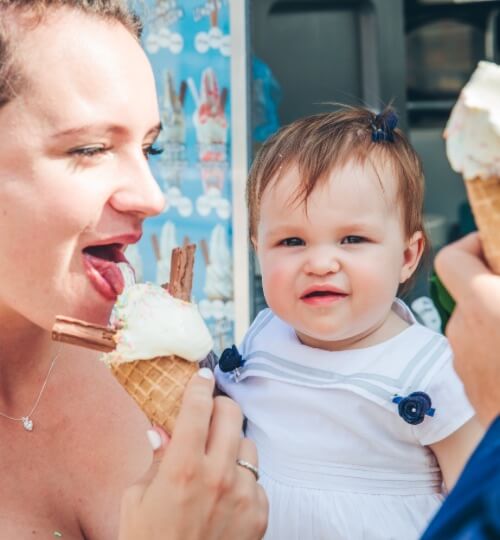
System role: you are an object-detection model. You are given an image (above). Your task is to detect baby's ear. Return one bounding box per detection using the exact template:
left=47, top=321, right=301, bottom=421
left=400, top=231, right=425, bottom=283
left=250, top=235, right=258, bottom=252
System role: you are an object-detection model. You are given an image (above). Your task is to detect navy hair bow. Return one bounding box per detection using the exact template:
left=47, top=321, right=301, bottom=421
left=371, top=109, right=398, bottom=143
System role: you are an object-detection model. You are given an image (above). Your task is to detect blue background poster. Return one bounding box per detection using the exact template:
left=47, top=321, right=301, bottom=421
left=132, top=0, right=234, bottom=353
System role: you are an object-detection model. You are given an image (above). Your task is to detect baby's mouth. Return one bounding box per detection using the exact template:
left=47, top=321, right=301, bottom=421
left=82, top=244, right=128, bottom=301
left=300, top=288, right=348, bottom=305
left=302, top=291, right=346, bottom=299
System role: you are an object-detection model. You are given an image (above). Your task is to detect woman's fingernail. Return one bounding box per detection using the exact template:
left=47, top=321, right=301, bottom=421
left=147, top=429, right=162, bottom=451
left=198, top=367, right=214, bottom=380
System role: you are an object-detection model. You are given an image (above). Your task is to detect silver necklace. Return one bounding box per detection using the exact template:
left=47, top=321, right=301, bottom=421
left=0, top=348, right=60, bottom=432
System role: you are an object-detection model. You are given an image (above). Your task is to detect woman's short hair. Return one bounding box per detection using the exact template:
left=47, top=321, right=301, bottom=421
left=0, top=0, right=142, bottom=108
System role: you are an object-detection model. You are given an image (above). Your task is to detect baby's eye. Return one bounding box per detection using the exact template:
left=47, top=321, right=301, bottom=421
left=69, top=145, right=108, bottom=157
left=280, top=237, right=305, bottom=247
left=143, top=144, right=164, bottom=159
left=341, top=235, right=366, bottom=245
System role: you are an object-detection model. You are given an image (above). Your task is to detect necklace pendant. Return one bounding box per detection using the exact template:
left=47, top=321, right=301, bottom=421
left=22, top=417, right=33, bottom=432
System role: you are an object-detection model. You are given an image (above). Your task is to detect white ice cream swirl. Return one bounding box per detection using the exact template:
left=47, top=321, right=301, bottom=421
left=106, top=283, right=213, bottom=364
left=204, top=264, right=233, bottom=300
left=204, top=224, right=233, bottom=301
left=445, top=61, right=500, bottom=180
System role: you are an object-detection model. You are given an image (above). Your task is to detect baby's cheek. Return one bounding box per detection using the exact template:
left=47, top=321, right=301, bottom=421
left=351, top=263, right=399, bottom=313
left=262, top=261, right=290, bottom=289
left=261, top=263, right=291, bottom=309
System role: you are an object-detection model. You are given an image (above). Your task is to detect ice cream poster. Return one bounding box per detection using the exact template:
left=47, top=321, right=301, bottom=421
left=132, top=0, right=234, bottom=353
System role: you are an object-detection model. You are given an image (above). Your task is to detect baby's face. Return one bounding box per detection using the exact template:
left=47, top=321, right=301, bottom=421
left=254, top=160, right=422, bottom=350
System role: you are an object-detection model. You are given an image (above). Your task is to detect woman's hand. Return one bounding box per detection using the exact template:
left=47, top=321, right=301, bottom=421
left=119, top=368, right=269, bottom=540
left=435, top=232, right=500, bottom=427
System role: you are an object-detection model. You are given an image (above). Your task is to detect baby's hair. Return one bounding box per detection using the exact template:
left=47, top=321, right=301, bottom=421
left=247, top=105, right=430, bottom=295
left=0, top=0, right=142, bottom=108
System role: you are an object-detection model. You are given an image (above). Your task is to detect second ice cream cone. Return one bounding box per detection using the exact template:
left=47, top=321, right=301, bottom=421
left=444, top=61, right=500, bottom=275
left=465, top=176, right=500, bottom=274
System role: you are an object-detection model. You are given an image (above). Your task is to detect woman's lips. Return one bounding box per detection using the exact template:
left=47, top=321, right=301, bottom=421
left=83, top=252, right=126, bottom=301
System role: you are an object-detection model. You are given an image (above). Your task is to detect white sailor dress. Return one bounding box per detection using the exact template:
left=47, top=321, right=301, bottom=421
left=215, top=300, right=475, bottom=540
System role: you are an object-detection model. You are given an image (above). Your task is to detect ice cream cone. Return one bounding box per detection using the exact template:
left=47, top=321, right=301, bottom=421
left=110, top=354, right=198, bottom=434
left=52, top=244, right=212, bottom=435
left=444, top=61, right=500, bottom=275
left=465, top=176, right=500, bottom=274
left=108, top=244, right=203, bottom=434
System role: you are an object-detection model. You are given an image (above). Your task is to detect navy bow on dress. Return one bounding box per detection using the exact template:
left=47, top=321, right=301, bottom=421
left=392, top=391, right=435, bottom=425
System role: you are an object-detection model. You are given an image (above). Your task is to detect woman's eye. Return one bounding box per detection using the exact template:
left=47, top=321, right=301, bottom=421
left=280, top=237, right=305, bottom=247
left=143, top=144, right=164, bottom=159
left=341, top=235, right=365, bottom=245
left=69, top=146, right=107, bottom=157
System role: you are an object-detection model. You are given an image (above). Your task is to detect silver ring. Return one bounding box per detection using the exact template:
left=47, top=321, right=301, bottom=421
left=236, top=459, right=259, bottom=481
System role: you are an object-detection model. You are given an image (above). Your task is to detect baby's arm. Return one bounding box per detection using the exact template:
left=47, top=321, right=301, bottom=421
left=430, top=416, right=484, bottom=490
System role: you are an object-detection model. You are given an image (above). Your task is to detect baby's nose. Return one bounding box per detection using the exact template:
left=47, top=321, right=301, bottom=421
left=304, top=249, right=341, bottom=276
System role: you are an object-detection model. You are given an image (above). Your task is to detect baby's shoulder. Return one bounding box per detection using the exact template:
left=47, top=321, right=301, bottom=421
left=240, top=308, right=288, bottom=351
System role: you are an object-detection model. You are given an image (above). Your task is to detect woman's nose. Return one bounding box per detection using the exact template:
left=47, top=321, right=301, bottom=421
left=109, top=154, right=166, bottom=217
left=304, top=248, right=341, bottom=276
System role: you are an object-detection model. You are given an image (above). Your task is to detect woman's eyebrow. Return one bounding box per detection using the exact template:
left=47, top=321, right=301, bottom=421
left=50, top=122, right=162, bottom=140
left=49, top=124, right=119, bottom=139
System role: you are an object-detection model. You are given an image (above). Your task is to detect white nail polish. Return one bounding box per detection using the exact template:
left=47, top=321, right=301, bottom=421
left=198, top=367, right=214, bottom=380
left=147, top=429, right=162, bottom=451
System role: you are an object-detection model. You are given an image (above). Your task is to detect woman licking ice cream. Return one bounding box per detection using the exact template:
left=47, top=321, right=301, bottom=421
left=0, top=1, right=267, bottom=538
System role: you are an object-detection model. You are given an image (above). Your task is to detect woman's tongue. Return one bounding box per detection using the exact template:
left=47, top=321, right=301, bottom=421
left=83, top=246, right=126, bottom=300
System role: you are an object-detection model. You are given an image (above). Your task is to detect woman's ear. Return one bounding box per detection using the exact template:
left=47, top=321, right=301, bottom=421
left=400, top=231, right=425, bottom=283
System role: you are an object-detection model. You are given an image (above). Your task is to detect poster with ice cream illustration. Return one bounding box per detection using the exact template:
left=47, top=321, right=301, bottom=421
left=191, top=68, right=231, bottom=220
left=193, top=0, right=230, bottom=57
left=151, top=221, right=179, bottom=285
left=198, top=225, right=234, bottom=350
left=134, top=0, right=235, bottom=352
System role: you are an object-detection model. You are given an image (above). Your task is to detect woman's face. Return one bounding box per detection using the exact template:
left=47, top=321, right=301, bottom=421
left=0, top=10, right=165, bottom=329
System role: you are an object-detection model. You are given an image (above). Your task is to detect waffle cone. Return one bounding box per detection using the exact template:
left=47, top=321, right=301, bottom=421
left=110, top=355, right=198, bottom=434
left=465, top=176, right=500, bottom=274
